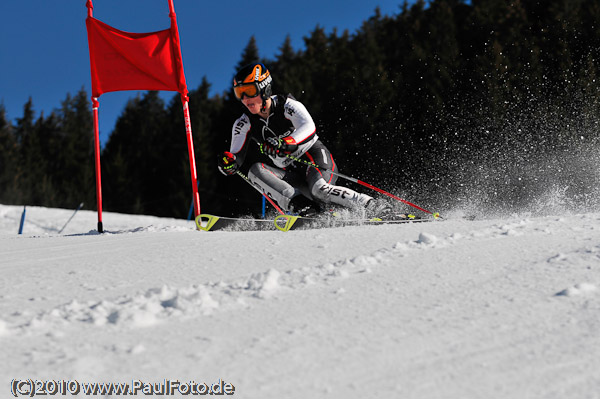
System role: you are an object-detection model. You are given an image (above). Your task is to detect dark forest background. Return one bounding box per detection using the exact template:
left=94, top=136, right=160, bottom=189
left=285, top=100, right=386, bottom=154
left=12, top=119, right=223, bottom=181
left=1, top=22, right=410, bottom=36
left=2, top=0, right=600, bottom=219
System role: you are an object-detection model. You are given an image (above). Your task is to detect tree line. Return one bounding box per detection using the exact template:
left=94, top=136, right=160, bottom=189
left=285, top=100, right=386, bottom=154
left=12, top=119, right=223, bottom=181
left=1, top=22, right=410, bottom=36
left=2, top=0, right=600, bottom=219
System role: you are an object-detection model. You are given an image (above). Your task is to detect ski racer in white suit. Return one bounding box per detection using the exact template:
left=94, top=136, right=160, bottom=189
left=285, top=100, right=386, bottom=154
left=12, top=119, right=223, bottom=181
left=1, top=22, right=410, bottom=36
left=218, top=63, right=373, bottom=216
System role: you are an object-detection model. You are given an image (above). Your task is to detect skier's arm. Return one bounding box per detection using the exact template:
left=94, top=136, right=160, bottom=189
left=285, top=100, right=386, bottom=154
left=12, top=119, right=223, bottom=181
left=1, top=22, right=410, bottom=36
left=284, top=97, right=317, bottom=147
left=261, top=97, right=319, bottom=161
left=217, top=114, right=251, bottom=176
left=230, top=114, right=252, bottom=167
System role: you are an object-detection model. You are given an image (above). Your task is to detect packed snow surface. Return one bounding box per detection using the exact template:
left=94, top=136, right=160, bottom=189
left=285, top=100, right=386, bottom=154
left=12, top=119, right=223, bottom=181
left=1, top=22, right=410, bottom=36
left=1, top=204, right=599, bottom=398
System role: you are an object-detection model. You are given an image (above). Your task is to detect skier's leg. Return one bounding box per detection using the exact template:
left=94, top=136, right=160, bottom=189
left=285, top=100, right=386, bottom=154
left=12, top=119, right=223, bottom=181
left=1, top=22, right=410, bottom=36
left=248, top=162, right=318, bottom=213
left=303, top=142, right=373, bottom=209
left=309, top=177, right=373, bottom=208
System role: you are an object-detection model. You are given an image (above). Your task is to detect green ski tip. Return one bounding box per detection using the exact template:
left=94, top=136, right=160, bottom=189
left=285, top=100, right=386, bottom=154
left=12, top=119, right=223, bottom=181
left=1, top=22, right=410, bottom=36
left=274, top=215, right=301, bottom=232
left=195, top=214, right=220, bottom=231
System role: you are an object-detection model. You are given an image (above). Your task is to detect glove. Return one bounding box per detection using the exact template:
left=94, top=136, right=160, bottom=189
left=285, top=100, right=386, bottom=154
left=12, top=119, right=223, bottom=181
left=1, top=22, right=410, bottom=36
left=217, top=151, right=239, bottom=176
left=261, top=136, right=298, bottom=157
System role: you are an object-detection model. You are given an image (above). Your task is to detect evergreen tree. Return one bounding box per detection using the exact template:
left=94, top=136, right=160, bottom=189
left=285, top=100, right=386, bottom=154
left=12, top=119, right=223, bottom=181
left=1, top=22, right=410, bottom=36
left=56, top=89, right=95, bottom=209
left=296, top=26, right=331, bottom=111
left=235, top=35, right=261, bottom=72
left=340, top=9, right=397, bottom=181
left=102, top=91, right=171, bottom=216
left=1, top=93, right=95, bottom=209
left=0, top=105, right=19, bottom=203
left=28, top=112, right=61, bottom=206
left=270, top=35, right=302, bottom=97
left=13, top=99, right=36, bottom=203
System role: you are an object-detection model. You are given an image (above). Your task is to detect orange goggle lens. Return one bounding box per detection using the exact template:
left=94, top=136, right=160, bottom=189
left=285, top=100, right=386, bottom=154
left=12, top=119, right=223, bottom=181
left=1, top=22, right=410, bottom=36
left=233, top=83, right=259, bottom=100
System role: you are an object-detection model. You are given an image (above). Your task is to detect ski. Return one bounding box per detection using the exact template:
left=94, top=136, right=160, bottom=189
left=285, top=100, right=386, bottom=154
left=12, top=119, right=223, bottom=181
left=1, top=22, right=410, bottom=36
left=273, top=214, right=436, bottom=232
left=196, top=213, right=438, bottom=232
left=195, top=214, right=277, bottom=232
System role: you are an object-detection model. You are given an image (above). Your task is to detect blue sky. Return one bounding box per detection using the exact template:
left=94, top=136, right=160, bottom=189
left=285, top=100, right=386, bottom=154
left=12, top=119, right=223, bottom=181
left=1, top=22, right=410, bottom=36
left=0, top=0, right=407, bottom=145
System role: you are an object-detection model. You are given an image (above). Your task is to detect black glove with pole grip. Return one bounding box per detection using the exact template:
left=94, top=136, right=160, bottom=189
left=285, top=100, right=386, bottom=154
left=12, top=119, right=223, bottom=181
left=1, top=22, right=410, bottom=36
left=217, top=151, right=239, bottom=176
left=261, top=136, right=298, bottom=157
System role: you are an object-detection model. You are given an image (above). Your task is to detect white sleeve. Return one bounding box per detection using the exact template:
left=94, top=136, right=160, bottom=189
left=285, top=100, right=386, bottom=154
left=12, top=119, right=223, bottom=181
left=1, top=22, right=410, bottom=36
left=230, top=114, right=251, bottom=155
left=284, top=97, right=318, bottom=145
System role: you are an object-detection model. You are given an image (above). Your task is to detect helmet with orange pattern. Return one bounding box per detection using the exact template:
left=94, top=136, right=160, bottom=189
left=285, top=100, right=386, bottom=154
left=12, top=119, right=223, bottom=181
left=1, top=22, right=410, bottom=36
left=233, top=63, right=273, bottom=101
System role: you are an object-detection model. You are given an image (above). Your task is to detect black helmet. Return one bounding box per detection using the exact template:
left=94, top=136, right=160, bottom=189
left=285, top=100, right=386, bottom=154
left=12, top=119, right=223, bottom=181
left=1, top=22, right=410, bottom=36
left=233, top=63, right=273, bottom=101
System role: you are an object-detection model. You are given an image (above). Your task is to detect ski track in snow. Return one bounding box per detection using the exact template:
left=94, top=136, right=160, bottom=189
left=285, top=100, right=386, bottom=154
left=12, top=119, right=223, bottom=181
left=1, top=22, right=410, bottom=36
left=3, top=215, right=597, bottom=336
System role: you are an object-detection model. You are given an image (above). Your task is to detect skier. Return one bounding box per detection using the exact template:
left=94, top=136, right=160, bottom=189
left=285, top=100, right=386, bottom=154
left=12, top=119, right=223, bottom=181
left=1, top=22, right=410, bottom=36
left=218, top=62, right=378, bottom=217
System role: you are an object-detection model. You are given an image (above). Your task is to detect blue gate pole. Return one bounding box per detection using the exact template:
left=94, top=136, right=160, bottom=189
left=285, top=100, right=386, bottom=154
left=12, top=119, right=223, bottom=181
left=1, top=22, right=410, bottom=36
left=18, top=206, right=26, bottom=234
left=187, top=199, right=195, bottom=220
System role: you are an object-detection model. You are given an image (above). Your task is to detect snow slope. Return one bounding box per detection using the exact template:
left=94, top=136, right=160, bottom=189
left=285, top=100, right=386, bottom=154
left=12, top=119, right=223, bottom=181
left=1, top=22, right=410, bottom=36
left=1, top=204, right=599, bottom=398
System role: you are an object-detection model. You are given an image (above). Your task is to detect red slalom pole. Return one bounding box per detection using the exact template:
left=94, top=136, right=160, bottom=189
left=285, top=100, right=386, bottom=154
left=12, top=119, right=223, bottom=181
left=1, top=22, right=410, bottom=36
left=182, top=99, right=201, bottom=217
left=92, top=97, right=104, bottom=232
left=87, top=1, right=104, bottom=233
left=169, top=0, right=201, bottom=219
left=354, top=178, right=434, bottom=215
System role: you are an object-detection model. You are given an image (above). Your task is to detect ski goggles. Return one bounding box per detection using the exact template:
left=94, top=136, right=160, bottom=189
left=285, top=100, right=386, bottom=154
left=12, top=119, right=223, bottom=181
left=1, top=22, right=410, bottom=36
left=233, top=83, right=260, bottom=100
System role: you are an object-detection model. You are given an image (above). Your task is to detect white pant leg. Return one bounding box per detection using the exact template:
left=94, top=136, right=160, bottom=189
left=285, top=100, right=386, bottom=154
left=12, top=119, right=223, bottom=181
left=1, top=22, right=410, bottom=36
left=310, top=178, right=372, bottom=208
left=248, top=163, right=300, bottom=211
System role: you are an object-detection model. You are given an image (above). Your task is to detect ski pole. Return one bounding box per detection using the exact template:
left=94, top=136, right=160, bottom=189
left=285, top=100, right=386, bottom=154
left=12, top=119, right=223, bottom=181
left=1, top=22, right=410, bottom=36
left=236, top=170, right=285, bottom=215
left=301, top=156, right=436, bottom=216
left=59, top=202, right=84, bottom=234
left=252, top=137, right=438, bottom=217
